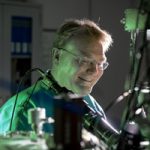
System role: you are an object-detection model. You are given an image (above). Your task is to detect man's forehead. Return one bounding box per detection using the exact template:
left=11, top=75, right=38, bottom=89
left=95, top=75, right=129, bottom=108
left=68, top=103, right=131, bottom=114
left=65, top=38, right=103, bottom=53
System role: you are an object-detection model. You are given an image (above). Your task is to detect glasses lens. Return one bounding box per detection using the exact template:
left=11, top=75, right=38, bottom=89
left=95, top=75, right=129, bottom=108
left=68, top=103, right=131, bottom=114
left=103, top=62, right=109, bottom=70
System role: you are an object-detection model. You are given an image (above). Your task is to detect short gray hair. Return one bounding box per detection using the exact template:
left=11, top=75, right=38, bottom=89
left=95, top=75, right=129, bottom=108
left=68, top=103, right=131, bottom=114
left=52, top=18, right=113, bottom=52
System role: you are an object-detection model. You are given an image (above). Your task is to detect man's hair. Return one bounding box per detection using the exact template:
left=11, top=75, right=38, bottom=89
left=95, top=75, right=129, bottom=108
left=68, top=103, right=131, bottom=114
left=52, top=18, right=113, bottom=52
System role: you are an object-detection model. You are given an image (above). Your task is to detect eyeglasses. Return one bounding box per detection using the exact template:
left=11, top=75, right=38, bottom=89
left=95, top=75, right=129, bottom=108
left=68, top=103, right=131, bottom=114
left=56, top=47, right=109, bottom=70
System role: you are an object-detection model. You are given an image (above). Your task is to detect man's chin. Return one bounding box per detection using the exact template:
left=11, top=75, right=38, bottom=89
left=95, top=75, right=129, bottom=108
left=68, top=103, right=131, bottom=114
left=74, top=88, right=92, bottom=96
left=66, top=84, right=92, bottom=96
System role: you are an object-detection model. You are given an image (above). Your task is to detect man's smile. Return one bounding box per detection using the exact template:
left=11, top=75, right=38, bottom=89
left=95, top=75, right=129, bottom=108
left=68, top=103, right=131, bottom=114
left=79, top=77, right=92, bottom=82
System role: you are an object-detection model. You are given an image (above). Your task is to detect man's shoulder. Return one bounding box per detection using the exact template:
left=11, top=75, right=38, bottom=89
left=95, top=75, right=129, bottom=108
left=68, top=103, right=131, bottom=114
left=0, top=86, right=31, bottom=114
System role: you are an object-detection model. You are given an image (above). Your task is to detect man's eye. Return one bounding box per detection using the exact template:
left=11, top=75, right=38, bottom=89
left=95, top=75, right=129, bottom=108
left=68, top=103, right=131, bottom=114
left=98, top=63, right=103, bottom=67
left=81, top=60, right=88, bottom=63
left=80, top=59, right=89, bottom=65
left=74, top=58, right=86, bottom=65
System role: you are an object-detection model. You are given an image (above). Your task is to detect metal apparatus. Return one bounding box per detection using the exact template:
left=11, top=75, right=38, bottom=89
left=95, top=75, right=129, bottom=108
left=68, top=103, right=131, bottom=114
left=117, top=0, right=150, bottom=149
left=28, top=107, right=54, bottom=135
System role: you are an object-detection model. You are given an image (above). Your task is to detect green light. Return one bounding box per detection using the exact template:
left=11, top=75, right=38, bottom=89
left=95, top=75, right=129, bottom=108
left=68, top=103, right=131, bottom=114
left=123, top=9, right=147, bottom=31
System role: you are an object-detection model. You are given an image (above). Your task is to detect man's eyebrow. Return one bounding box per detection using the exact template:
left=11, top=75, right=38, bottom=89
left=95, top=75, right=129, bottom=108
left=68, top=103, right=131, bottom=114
left=83, top=56, right=107, bottom=64
left=95, top=56, right=107, bottom=62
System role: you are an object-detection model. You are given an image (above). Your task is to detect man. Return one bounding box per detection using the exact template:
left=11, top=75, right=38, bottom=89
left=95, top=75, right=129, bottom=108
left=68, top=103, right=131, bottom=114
left=0, top=19, right=118, bottom=140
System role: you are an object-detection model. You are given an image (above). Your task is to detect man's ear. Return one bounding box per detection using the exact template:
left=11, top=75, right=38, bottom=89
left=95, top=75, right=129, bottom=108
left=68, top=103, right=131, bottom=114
left=52, top=48, right=61, bottom=62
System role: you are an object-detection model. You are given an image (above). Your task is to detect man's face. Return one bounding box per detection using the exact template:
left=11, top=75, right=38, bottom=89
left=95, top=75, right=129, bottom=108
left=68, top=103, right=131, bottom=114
left=53, top=37, right=107, bottom=96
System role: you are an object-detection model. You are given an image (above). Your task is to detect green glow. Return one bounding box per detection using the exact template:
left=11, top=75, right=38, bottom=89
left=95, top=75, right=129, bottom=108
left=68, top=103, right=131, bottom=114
left=124, top=9, right=147, bottom=31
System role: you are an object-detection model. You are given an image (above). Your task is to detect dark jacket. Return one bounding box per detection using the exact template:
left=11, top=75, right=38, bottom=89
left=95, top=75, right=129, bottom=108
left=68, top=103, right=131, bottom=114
left=0, top=75, right=105, bottom=134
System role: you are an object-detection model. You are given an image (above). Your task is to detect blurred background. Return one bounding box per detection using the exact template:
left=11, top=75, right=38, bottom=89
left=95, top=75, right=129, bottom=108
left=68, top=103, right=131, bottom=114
left=0, top=0, right=142, bottom=129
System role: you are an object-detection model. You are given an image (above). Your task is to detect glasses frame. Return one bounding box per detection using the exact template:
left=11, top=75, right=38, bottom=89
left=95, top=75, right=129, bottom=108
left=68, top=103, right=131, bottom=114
left=56, top=47, right=109, bottom=70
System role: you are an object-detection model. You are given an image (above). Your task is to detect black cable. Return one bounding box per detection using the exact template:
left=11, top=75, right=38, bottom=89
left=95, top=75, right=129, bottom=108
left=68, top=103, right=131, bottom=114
left=9, top=68, right=45, bottom=131
left=122, top=45, right=145, bottom=124
left=20, top=77, right=41, bottom=114
left=104, top=89, right=132, bottom=112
